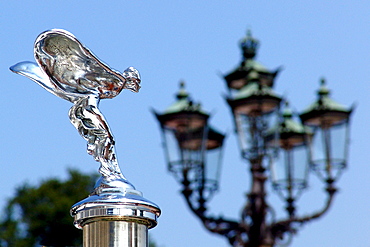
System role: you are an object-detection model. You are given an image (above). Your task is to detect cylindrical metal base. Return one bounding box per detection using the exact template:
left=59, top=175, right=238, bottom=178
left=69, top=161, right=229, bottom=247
left=71, top=185, right=160, bottom=247
left=83, top=220, right=148, bottom=247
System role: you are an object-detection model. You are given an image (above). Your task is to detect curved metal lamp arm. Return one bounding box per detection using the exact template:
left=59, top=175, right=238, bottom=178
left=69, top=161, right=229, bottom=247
left=270, top=185, right=337, bottom=240
left=293, top=186, right=337, bottom=224
left=181, top=186, right=242, bottom=246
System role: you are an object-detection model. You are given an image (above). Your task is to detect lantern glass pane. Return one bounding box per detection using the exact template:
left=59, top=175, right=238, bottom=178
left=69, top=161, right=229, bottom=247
left=270, top=152, right=284, bottom=183
left=292, top=145, right=309, bottom=183
left=331, top=122, right=348, bottom=164
left=310, top=121, right=348, bottom=181
left=235, top=107, right=279, bottom=160
left=163, top=127, right=182, bottom=169
left=270, top=144, right=308, bottom=200
left=235, top=113, right=264, bottom=159
left=203, top=145, right=223, bottom=194
left=181, top=148, right=203, bottom=172
left=163, top=127, right=204, bottom=180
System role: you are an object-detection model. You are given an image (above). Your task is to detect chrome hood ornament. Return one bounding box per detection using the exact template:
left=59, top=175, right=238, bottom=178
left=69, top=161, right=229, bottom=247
left=10, top=29, right=160, bottom=230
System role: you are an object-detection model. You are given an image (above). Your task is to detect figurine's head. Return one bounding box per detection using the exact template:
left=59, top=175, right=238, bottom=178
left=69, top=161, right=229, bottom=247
left=123, top=66, right=141, bottom=93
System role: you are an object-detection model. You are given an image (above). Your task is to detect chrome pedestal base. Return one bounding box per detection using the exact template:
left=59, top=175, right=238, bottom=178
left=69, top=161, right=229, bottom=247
left=83, top=221, right=148, bottom=247
left=71, top=178, right=160, bottom=247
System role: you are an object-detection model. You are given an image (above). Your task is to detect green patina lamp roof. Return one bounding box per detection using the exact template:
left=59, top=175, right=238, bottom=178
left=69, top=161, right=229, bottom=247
left=232, top=82, right=280, bottom=101
left=266, top=102, right=312, bottom=148
left=154, top=81, right=209, bottom=129
left=161, top=81, right=208, bottom=116
left=224, top=30, right=280, bottom=89
left=300, top=78, right=352, bottom=125
left=226, top=82, right=282, bottom=116
left=280, top=102, right=312, bottom=135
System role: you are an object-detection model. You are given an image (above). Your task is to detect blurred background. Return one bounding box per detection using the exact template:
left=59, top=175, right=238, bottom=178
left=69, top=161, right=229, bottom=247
left=0, top=1, right=369, bottom=246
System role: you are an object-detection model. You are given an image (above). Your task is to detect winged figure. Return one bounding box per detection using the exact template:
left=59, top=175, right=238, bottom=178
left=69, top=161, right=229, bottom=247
left=10, top=29, right=140, bottom=189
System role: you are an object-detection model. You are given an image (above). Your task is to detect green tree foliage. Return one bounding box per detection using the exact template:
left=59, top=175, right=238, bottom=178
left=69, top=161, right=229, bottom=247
left=149, top=237, right=158, bottom=247
left=0, top=169, right=97, bottom=247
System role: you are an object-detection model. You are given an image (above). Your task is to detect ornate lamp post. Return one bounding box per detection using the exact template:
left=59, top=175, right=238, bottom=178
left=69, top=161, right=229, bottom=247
left=153, top=30, right=353, bottom=246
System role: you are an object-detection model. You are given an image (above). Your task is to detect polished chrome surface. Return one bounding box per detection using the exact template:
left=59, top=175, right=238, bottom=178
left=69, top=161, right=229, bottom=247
left=10, top=29, right=139, bottom=189
left=10, top=29, right=160, bottom=234
left=72, top=188, right=160, bottom=229
left=83, top=221, right=148, bottom=247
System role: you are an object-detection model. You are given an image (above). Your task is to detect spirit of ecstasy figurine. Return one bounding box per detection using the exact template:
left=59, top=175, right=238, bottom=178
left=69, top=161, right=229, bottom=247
left=10, top=29, right=160, bottom=232
left=10, top=29, right=140, bottom=195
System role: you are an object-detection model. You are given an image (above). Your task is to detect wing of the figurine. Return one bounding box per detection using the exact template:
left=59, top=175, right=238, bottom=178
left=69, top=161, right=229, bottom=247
left=34, top=29, right=133, bottom=99
left=10, top=61, right=79, bottom=102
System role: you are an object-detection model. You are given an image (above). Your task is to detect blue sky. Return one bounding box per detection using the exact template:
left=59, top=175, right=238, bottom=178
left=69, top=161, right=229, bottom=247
left=1, top=1, right=369, bottom=246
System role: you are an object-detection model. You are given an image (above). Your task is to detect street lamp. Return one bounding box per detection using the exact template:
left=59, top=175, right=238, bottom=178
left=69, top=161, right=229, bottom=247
left=226, top=81, right=282, bottom=160
left=300, top=78, right=353, bottom=185
left=266, top=102, right=312, bottom=217
left=153, top=30, right=353, bottom=247
left=153, top=82, right=225, bottom=215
